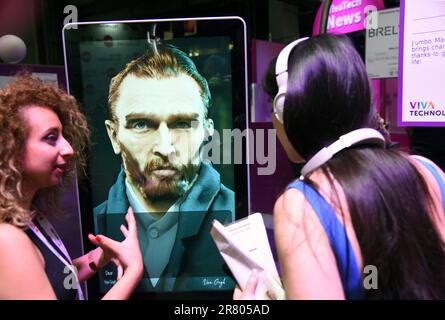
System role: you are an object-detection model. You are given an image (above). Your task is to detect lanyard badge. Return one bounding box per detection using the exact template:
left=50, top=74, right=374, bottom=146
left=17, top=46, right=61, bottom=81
left=29, top=213, right=85, bottom=300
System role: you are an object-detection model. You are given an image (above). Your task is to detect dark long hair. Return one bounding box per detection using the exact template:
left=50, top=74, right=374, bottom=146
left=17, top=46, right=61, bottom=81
left=283, top=34, right=445, bottom=299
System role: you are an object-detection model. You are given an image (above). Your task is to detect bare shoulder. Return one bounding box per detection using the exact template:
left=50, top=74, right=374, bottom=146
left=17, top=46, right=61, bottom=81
left=0, top=223, right=43, bottom=264
left=409, top=155, right=445, bottom=195
left=273, top=187, right=314, bottom=227
left=409, top=155, right=445, bottom=177
left=0, top=223, right=31, bottom=247
left=0, top=223, right=55, bottom=299
left=408, top=155, right=445, bottom=218
left=273, top=187, right=324, bottom=245
left=409, top=154, right=441, bottom=167
left=272, top=185, right=346, bottom=299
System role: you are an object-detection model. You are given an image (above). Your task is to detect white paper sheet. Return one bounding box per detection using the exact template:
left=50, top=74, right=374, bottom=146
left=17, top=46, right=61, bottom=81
left=210, top=213, right=285, bottom=300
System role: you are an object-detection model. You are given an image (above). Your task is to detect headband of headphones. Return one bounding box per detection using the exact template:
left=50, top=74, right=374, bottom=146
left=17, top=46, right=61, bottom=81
left=273, top=37, right=309, bottom=123
left=299, top=128, right=386, bottom=178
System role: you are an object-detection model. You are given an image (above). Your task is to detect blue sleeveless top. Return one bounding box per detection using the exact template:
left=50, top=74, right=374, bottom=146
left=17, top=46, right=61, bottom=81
left=287, top=156, right=445, bottom=300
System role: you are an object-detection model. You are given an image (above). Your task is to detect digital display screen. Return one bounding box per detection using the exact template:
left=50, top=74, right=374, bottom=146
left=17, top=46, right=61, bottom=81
left=63, top=17, right=249, bottom=298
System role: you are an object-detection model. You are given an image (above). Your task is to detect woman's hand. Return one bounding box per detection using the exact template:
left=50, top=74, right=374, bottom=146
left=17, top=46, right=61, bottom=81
left=233, top=269, right=259, bottom=300
left=88, top=207, right=143, bottom=281
left=85, top=246, right=111, bottom=272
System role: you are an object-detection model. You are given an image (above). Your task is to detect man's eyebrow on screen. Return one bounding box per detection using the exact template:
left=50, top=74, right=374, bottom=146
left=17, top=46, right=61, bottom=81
left=125, top=112, right=200, bottom=124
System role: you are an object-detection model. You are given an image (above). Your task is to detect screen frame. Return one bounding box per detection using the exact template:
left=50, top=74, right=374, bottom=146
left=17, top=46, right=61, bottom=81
left=62, top=16, right=250, bottom=299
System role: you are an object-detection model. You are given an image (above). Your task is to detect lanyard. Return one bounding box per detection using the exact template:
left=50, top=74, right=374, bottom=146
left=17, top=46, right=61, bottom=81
left=29, top=213, right=85, bottom=300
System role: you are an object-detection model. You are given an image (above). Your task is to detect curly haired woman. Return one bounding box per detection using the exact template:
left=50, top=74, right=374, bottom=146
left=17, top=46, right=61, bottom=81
left=0, top=74, right=143, bottom=300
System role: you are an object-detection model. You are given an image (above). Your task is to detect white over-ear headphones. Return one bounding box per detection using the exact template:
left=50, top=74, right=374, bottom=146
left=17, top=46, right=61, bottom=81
left=299, top=128, right=385, bottom=178
left=273, top=37, right=309, bottom=123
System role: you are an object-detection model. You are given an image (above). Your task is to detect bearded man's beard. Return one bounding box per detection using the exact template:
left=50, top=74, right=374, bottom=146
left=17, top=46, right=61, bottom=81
left=120, top=145, right=200, bottom=202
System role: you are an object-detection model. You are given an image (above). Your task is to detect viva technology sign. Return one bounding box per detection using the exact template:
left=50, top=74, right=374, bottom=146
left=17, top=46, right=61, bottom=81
left=313, top=0, right=385, bottom=35
left=409, top=101, right=445, bottom=117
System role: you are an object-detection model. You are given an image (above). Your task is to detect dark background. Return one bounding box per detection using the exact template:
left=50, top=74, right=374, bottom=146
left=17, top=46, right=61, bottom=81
left=0, top=0, right=401, bottom=67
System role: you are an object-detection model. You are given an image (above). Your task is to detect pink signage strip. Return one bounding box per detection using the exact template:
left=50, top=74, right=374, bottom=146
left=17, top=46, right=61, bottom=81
left=398, top=0, right=406, bottom=127
left=313, top=0, right=385, bottom=35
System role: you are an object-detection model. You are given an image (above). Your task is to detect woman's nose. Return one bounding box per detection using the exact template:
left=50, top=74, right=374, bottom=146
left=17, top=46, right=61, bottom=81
left=59, top=136, right=74, bottom=159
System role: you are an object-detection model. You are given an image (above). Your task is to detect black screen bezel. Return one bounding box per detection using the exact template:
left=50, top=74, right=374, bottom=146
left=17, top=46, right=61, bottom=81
left=63, top=17, right=249, bottom=299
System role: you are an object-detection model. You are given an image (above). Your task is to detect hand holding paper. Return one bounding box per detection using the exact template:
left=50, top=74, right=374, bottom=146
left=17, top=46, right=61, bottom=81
left=210, top=213, right=285, bottom=300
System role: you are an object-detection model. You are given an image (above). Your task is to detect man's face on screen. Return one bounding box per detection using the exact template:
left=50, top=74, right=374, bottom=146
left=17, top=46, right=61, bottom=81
left=106, top=74, right=213, bottom=202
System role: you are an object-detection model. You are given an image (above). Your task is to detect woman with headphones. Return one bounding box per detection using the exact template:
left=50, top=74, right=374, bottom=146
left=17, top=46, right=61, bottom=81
left=235, top=34, right=445, bottom=299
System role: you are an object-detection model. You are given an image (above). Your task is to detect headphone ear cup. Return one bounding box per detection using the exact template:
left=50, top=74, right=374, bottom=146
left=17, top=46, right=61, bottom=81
left=273, top=92, right=286, bottom=123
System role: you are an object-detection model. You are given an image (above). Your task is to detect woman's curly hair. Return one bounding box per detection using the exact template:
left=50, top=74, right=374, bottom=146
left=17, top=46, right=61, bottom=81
left=0, top=73, right=90, bottom=229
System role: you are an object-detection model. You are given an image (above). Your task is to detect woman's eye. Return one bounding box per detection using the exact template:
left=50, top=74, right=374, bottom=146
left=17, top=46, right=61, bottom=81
left=43, top=133, right=58, bottom=145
